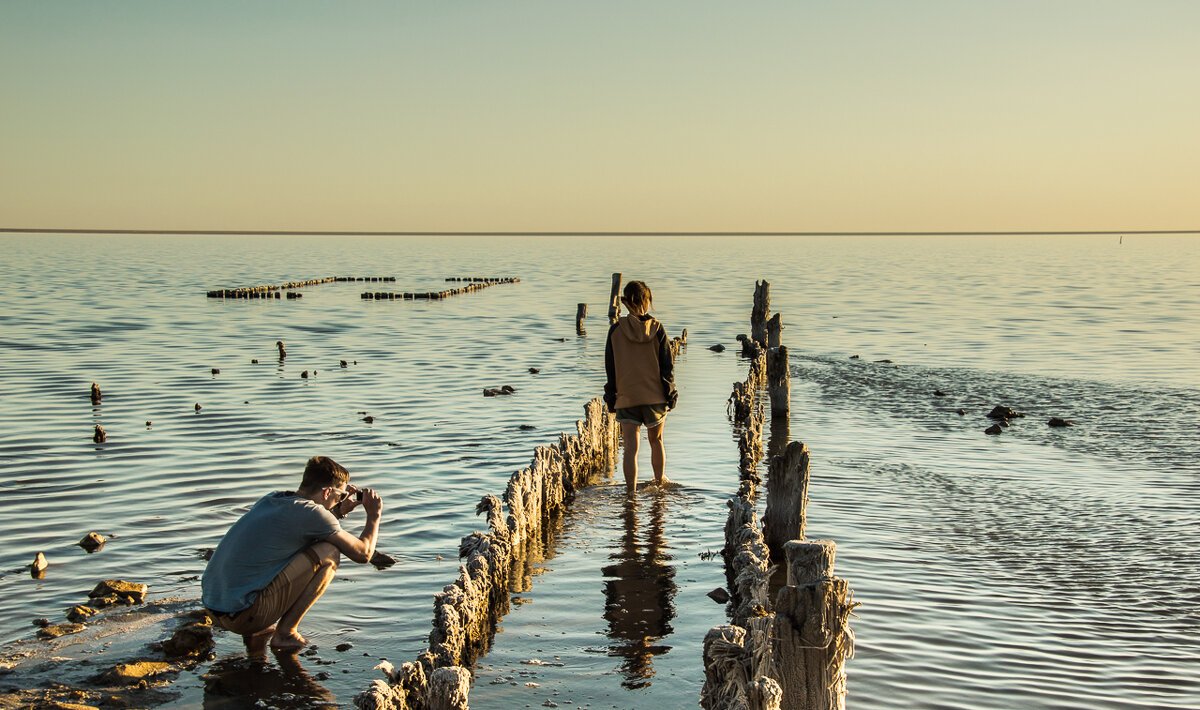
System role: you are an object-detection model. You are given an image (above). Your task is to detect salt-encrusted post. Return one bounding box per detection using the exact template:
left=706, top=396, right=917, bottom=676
left=762, top=441, right=810, bottom=559
left=428, top=666, right=471, bottom=710
left=608, top=273, right=622, bottom=324
left=751, top=281, right=770, bottom=347
left=766, top=345, right=790, bottom=418
left=701, top=625, right=750, bottom=710
left=771, top=541, right=855, bottom=710
left=576, top=303, right=588, bottom=333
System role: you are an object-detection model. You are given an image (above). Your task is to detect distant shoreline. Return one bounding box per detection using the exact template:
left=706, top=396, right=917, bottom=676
left=2, top=228, right=1197, bottom=236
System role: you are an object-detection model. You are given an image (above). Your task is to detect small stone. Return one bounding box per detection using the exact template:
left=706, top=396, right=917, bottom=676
left=340, top=360, right=348, bottom=368
left=79, top=532, right=106, bottom=552
left=160, top=624, right=214, bottom=657
left=1048, top=417, right=1075, bottom=427
left=301, top=370, right=309, bottom=379
left=529, top=367, right=540, bottom=374
left=934, top=390, right=947, bottom=397
left=362, top=416, right=374, bottom=423
left=99, top=661, right=173, bottom=684
left=33, top=617, right=51, bottom=627
left=38, top=623, right=86, bottom=639
left=519, top=424, right=535, bottom=431
left=251, top=358, right=259, bottom=364
left=501, top=385, right=516, bottom=394
left=984, top=424, right=1003, bottom=435
left=93, top=425, right=106, bottom=444
left=211, top=368, right=220, bottom=375
left=145, top=421, right=152, bottom=427
left=335, top=643, right=354, bottom=652
left=66, top=605, right=98, bottom=623
left=198, top=548, right=215, bottom=560
left=850, top=354, right=860, bottom=359
left=194, top=403, right=202, bottom=412
left=90, top=382, right=102, bottom=405
left=706, top=588, right=730, bottom=604
left=31, top=552, right=48, bottom=575
left=708, top=344, right=726, bottom=352
left=956, top=409, right=967, bottom=415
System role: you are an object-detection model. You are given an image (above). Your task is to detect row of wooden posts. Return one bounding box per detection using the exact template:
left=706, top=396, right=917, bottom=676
left=362, top=278, right=520, bottom=301
left=354, top=398, right=620, bottom=710
left=206, top=276, right=396, bottom=298
left=703, top=280, right=857, bottom=710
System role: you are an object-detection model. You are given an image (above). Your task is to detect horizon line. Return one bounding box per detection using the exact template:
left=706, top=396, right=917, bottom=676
left=2, top=227, right=1197, bottom=237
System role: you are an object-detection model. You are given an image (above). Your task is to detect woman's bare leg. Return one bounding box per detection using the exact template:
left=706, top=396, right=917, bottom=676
left=621, top=422, right=641, bottom=492
left=647, top=421, right=666, bottom=485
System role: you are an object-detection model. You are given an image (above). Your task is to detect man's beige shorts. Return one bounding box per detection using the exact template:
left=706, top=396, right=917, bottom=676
left=209, top=546, right=323, bottom=635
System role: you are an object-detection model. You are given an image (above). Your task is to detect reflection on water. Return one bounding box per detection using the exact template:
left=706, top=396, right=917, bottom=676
left=202, top=652, right=337, bottom=709
left=601, top=490, right=677, bottom=689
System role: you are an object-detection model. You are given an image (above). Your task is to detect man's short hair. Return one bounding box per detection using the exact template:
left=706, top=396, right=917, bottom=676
left=301, top=456, right=349, bottom=490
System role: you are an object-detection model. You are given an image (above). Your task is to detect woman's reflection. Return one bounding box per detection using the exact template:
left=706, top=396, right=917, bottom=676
left=601, top=490, right=677, bottom=689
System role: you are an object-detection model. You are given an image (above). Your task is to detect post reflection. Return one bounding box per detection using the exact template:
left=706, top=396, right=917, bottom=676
left=601, top=490, right=677, bottom=689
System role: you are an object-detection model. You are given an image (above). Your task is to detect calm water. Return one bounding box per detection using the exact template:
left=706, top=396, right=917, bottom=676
left=0, top=234, right=1197, bottom=709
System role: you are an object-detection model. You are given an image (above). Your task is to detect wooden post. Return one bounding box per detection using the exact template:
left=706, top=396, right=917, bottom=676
left=784, top=539, right=836, bottom=586
left=701, top=625, right=750, bottom=710
left=762, top=441, right=810, bottom=558
left=767, top=346, right=790, bottom=419
left=767, top=313, right=782, bottom=349
left=748, top=676, right=783, bottom=710
left=772, top=575, right=854, bottom=710
left=608, top=273, right=622, bottom=324
left=752, top=280, right=770, bottom=347
left=427, top=666, right=470, bottom=710
left=576, top=302, right=588, bottom=333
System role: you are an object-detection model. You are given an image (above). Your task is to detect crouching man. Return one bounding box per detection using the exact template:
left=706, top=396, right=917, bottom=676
left=201, top=455, right=382, bottom=658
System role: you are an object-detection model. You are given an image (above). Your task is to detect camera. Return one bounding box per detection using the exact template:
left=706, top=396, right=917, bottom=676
left=355, top=490, right=364, bottom=502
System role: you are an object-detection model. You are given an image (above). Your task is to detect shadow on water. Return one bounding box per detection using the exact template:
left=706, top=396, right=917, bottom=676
left=202, top=652, right=337, bottom=709
left=601, top=489, right=677, bottom=690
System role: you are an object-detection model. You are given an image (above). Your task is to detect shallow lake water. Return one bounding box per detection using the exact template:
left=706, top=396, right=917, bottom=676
left=0, top=234, right=1196, bottom=708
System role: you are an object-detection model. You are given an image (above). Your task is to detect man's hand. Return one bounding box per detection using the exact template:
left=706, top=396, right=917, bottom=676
left=360, top=487, right=382, bottom=518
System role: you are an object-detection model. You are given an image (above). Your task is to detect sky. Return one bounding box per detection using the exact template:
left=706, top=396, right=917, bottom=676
left=2, top=1, right=1199, bottom=233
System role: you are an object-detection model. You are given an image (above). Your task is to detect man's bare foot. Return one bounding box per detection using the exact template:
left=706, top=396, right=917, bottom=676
left=270, top=629, right=308, bottom=652
left=244, top=626, right=275, bottom=660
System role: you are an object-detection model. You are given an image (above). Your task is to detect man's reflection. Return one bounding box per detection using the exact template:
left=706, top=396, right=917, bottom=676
left=601, top=490, right=677, bottom=689
left=203, top=650, right=336, bottom=709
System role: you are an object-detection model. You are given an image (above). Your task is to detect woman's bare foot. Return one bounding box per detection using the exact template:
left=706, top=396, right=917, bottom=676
left=243, top=626, right=275, bottom=660
left=269, top=629, right=308, bottom=652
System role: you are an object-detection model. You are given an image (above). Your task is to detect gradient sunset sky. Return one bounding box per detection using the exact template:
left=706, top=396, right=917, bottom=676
left=3, top=2, right=1198, bottom=233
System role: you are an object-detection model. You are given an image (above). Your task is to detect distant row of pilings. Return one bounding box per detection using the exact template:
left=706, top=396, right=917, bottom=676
left=702, top=280, right=857, bottom=710
left=206, top=276, right=396, bottom=299
left=355, top=398, right=619, bottom=710
left=361, top=277, right=519, bottom=301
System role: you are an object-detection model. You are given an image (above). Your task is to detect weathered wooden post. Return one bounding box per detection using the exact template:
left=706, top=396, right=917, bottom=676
left=767, top=313, right=782, bottom=349
left=771, top=541, right=855, bottom=710
left=576, top=302, right=588, bottom=333
left=427, top=666, right=471, bottom=710
left=767, top=345, right=790, bottom=419
left=762, top=441, right=810, bottom=558
left=608, top=273, right=622, bottom=324
left=752, top=280, right=770, bottom=347
left=701, top=625, right=750, bottom=710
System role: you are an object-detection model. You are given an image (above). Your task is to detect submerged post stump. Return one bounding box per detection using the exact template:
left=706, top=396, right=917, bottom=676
left=763, top=441, right=810, bottom=558
left=576, top=302, right=588, bottom=333
left=772, top=574, right=854, bottom=710
left=767, top=313, right=782, bottom=349
left=608, top=273, right=622, bottom=324
left=767, top=345, right=790, bottom=419
left=701, top=625, right=750, bottom=710
left=427, top=666, right=471, bottom=710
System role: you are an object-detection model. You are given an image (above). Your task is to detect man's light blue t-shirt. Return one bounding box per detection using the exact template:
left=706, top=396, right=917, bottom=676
left=201, top=491, right=342, bottom=614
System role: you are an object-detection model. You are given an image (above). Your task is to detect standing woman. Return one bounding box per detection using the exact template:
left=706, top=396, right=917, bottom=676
left=604, top=280, right=678, bottom=491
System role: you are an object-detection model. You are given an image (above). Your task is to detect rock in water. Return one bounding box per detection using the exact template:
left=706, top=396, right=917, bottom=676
left=1048, top=417, right=1075, bottom=427
left=37, top=623, right=86, bottom=639
left=90, top=382, right=102, bottom=405
left=987, top=405, right=1024, bottom=420
left=79, top=532, right=106, bottom=552
left=708, top=344, right=726, bottom=352
left=706, top=587, right=731, bottom=604
left=369, top=551, right=397, bottom=569
left=66, top=605, right=98, bottom=623
left=984, top=424, right=1004, bottom=435
left=93, top=425, right=106, bottom=443
left=89, top=580, right=148, bottom=604
left=31, top=551, right=48, bottom=576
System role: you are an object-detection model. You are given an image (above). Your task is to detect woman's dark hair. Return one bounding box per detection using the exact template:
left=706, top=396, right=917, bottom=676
left=300, top=455, right=350, bottom=491
left=622, top=280, right=653, bottom=311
